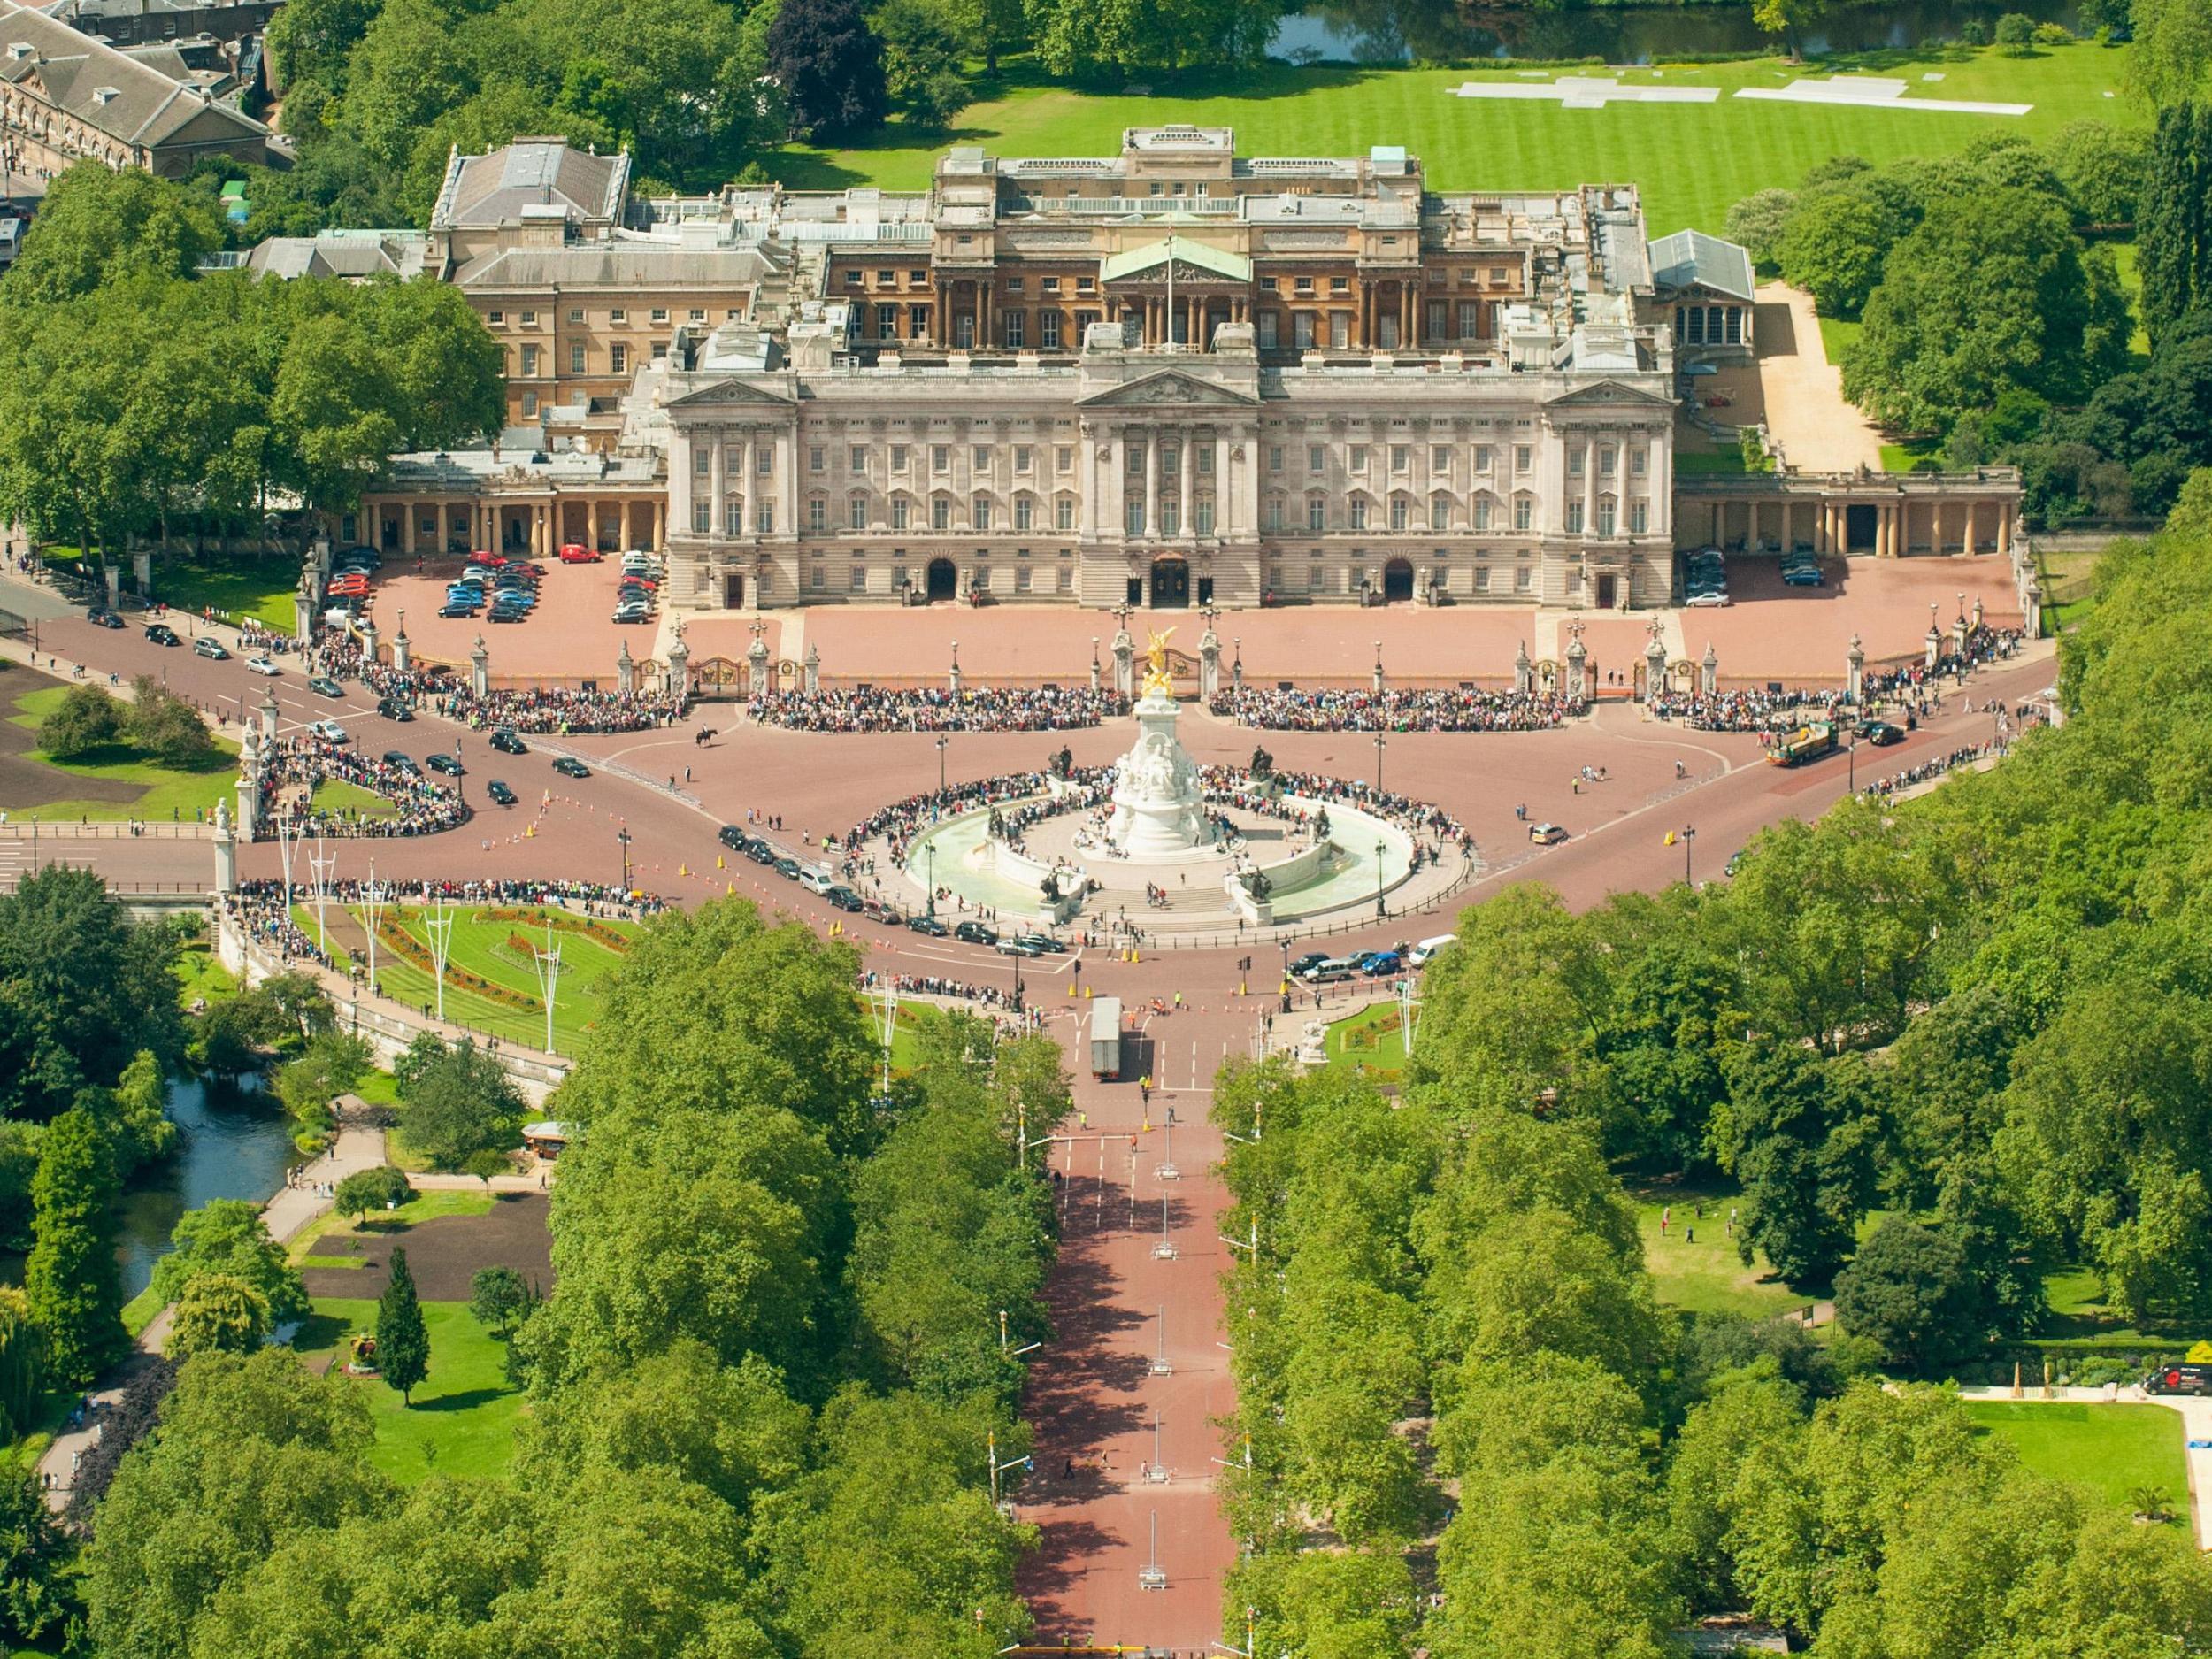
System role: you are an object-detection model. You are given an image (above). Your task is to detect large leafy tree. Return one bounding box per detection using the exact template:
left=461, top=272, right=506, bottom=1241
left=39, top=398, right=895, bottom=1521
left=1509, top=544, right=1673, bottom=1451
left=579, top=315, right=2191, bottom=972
left=150, top=1199, right=309, bottom=1324
left=1843, top=187, right=2131, bottom=434
left=1, top=165, right=224, bottom=305
left=396, top=1037, right=524, bottom=1170
left=25, top=1109, right=127, bottom=1388
left=766, top=0, right=886, bottom=140
left=2139, top=102, right=2212, bottom=344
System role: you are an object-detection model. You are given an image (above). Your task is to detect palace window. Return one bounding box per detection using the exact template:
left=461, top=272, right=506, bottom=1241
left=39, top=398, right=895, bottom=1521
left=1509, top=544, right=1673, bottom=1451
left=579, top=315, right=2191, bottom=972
left=757, top=448, right=772, bottom=476
left=1308, top=444, right=1325, bottom=475
left=1195, top=498, right=1214, bottom=534
left=1348, top=499, right=1368, bottom=531
left=1473, top=496, right=1493, bottom=531
left=1630, top=501, right=1648, bottom=534
left=1514, top=496, right=1532, bottom=532
left=1015, top=497, right=1033, bottom=531
left=611, top=344, right=627, bottom=373
left=810, top=446, right=826, bottom=473
left=726, top=500, right=742, bottom=536
left=1161, top=500, right=1179, bottom=536
left=1389, top=498, right=1409, bottom=532
left=892, top=497, right=910, bottom=530
left=850, top=495, right=869, bottom=531
left=756, top=502, right=774, bottom=534
left=1056, top=498, right=1074, bottom=531
left=808, top=499, right=826, bottom=532
left=1515, top=445, right=1532, bottom=472
left=1041, top=312, right=1061, bottom=349
left=1597, top=499, right=1617, bottom=536
left=1308, top=497, right=1326, bottom=532
left=1431, top=495, right=1450, bottom=532
left=1126, top=502, right=1145, bottom=535
left=1567, top=502, right=1585, bottom=534
left=1474, top=444, right=1493, bottom=472
left=569, top=343, right=586, bottom=374
left=932, top=498, right=950, bottom=531
left=972, top=445, right=990, bottom=473
left=850, top=446, right=867, bottom=472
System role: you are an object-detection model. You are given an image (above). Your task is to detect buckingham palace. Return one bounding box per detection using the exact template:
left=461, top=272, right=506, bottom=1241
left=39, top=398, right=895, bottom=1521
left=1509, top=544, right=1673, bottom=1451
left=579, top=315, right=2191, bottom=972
left=356, top=127, right=2021, bottom=612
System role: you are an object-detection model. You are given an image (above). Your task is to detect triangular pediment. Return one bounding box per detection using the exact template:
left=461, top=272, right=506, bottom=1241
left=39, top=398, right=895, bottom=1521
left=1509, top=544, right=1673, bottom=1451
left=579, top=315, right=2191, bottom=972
left=1079, top=370, right=1257, bottom=409
left=664, top=377, right=795, bottom=410
left=1544, top=379, right=1672, bottom=410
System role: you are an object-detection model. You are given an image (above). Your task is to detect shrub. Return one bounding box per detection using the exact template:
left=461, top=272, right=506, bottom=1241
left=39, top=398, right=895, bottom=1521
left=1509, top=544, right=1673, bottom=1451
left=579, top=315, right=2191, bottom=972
left=1994, top=12, right=2037, bottom=52
left=35, top=684, right=124, bottom=759
left=1961, top=18, right=1992, bottom=43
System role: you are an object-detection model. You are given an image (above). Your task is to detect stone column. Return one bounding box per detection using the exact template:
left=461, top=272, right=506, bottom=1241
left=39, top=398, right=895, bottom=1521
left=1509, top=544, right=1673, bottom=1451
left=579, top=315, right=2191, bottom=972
left=1999, top=503, right=2015, bottom=557
left=948, top=641, right=962, bottom=693
left=1847, top=633, right=1865, bottom=703
left=294, top=588, right=317, bottom=641
left=390, top=618, right=411, bottom=675
left=359, top=618, right=379, bottom=666
left=1178, top=433, right=1194, bottom=534
left=133, top=547, right=151, bottom=594
left=652, top=499, right=665, bottom=551
left=403, top=503, right=418, bottom=555
left=1924, top=625, right=1941, bottom=672
left=1564, top=634, right=1587, bottom=702
left=617, top=641, right=635, bottom=695
left=1143, top=434, right=1159, bottom=537
left=709, top=431, right=726, bottom=537
left=1199, top=628, right=1220, bottom=700
left=666, top=622, right=689, bottom=699
left=212, top=798, right=236, bottom=895
left=803, top=642, right=820, bottom=694
left=1952, top=615, right=1969, bottom=657
left=1216, top=434, right=1233, bottom=531
left=105, top=565, right=121, bottom=609
left=1643, top=634, right=1667, bottom=704
left=470, top=634, right=489, bottom=698
left=1513, top=639, right=1532, bottom=695
left=1112, top=627, right=1134, bottom=696
left=1700, top=641, right=1718, bottom=696
left=748, top=634, right=771, bottom=697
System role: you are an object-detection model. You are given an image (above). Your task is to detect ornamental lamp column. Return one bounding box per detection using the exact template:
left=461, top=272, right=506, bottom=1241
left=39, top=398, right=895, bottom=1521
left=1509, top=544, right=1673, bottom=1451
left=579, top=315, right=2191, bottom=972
left=617, top=640, right=635, bottom=697
left=257, top=685, right=280, bottom=746
left=470, top=634, right=490, bottom=699
left=1643, top=627, right=1667, bottom=705
left=804, top=641, right=820, bottom=695
left=1513, top=638, right=1533, bottom=695
left=1847, top=633, right=1865, bottom=704
left=390, top=610, right=411, bottom=675
left=1700, top=641, right=1719, bottom=697
left=211, top=796, right=237, bottom=895
left=665, top=617, right=690, bottom=700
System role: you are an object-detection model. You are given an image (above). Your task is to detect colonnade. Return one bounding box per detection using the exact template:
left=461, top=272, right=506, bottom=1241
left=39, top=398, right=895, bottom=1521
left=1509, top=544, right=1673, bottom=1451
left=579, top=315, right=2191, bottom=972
left=1688, top=493, right=2019, bottom=557
left=361, top=495, right=666, bottom=557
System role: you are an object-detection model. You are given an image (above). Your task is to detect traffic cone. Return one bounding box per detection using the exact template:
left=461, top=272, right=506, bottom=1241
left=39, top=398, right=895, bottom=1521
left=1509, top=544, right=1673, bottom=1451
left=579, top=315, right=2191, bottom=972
left=1066, top=981, right=1074, bottom=996
left=717, top=854, right=726, bottom=869
left=1240, top=980, right=1248, bottom=996
left=679, top=864, right=689, bottom=876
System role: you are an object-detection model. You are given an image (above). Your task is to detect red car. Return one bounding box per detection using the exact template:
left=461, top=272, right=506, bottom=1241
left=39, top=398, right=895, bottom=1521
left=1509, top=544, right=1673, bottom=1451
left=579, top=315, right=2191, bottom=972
left=508, top=561, right=548, bottom=577
left=558, top=544, right=600, bottom=563
left=329, top=577, right=370, bottom=595
left=618, top=575, right=657, bottom=592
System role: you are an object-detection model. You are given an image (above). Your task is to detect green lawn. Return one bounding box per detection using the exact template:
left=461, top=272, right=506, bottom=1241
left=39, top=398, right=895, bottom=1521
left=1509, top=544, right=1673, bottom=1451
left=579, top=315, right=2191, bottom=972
left=1963, top=1401, right=2188, bottom=1520
left=294, top=1298, right=525, bottom=1482
left=310, top=778, right=398, bottom=818
left=146, top=556, right=302, bottom=636
left=4, top=685, right=238, bottom=822
left=173, top=940, right=240, bottom=1008
left=1880, top=439, right=1942, bottom=473
left=1629, top=1180, right=1810, bottom=1320
left=773, top=43, right=2133, bottom=237
left=1323, top=1001, right=1409, bottom=1076
left=296, top=902, right=637, bottom=1054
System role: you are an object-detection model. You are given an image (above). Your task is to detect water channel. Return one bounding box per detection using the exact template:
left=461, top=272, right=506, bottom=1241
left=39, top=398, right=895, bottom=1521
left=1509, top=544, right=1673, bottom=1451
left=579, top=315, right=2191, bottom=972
left=1270, top=0, right=2084, bottom=65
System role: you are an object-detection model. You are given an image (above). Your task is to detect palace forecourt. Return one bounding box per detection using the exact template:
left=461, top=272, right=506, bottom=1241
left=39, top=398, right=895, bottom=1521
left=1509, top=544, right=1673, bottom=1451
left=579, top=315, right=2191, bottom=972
left=334, top=127, right=2019, bottom=627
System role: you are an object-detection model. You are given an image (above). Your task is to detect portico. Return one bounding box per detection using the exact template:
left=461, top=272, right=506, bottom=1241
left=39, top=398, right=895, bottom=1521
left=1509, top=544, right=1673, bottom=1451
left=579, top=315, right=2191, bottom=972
left=1677, top=475, right=2021, bottom=557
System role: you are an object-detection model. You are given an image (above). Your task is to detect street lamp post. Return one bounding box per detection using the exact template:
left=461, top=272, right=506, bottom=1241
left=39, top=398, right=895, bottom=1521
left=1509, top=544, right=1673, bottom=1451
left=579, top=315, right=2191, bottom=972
left=1374, top=838, right=1386, bottom=918
left=925, top=841, right=937, bottom=921
left=1847, top=732, right=1858, bottom=792
left=1681, top=824, right=1696, bottom=885
left=934, top=735, right=949, bottom=815
left=1372, top=733, right=1386, bottom=796
left=617, top=826, right=632, bottom=891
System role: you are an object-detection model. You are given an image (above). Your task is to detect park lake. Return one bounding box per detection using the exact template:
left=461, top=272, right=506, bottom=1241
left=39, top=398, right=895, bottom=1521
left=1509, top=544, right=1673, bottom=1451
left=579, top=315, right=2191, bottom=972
left=0, top=1074, right=300, bottom=1302
left=1272, top=0, right=2083, bottom=65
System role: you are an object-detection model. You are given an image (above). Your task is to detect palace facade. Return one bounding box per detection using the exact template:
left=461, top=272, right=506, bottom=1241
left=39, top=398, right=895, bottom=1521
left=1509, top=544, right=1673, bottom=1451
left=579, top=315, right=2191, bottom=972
left=355, top=128, right=2021, bottom=612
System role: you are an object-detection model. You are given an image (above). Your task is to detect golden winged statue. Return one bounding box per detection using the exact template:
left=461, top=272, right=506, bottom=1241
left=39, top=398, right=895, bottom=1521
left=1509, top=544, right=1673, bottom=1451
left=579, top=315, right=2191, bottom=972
left=1143, top=626, right=1177, bottom=698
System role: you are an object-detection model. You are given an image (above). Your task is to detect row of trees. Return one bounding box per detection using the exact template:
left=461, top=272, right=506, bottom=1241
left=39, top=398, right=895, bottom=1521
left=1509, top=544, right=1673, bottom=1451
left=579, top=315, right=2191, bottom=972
left=75, top=897, right=1071, bottom=1655
left=0, top=165, right=503, bottom=562
left=1401, top=477, right=2212, bottom=1354
left=1213, top=491, right=2212, bottom=1643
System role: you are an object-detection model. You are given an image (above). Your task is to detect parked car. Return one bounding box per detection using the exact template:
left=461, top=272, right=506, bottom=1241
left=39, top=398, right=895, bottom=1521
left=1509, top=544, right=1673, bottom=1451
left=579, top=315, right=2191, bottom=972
left=488, top=605, right=527, bottom=623
left=381, top=749, right=419, bottom=773
left=1299, top=958, right=1359, bottom=984
left=425, top=753, right=465, bottom=776
left=2147, top=1365, right=2212, bottom=1395
left=557, top=543, right=599, bottom=563
left=490, top=728, right=526, bottom=755
left=772, top=856, right=803, bottom=880
left=1018, top=933, right=1067, bottom=953
left=245, top=656, right=281, bottom=677
left=953, top=921, right=999, bottom=945
left=1685, top=590, right=1732, bottom=608
left=611, top=603, right=652, bottom=624
left=438, top=603, right=480, bottom=619
left=487, top=780, right=517, bottom=806
left=88, top=608, right=124, bottom=628
left=718, top=825, right=748, bottom=849
left=825, top=886, right=864, bottom=911
left=1289, top=951, right=1330, bottom=978
left=1780, top=564, right=1824, bottom=587
left=192, top=637, right=229, bottom=659
left=1529, top=822, right=1569, bottom=845
left=1359, top=950, right=1402, bottom=976
left=551, top=757, right=591, bottom=779
left=744, top=841, right=778, bottom=865
left=308, top=719, right=348, bottom=743
left=308, top=677, right=344, bottom=697
left=907, top=914, right=949, bottom=936
left=997, top=936, right=1048, bottom=957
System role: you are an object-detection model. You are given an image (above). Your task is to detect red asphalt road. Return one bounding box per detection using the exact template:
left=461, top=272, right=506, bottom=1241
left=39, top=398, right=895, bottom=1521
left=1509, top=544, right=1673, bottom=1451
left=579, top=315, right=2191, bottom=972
left=7, top=606, right=2055, bottom=1649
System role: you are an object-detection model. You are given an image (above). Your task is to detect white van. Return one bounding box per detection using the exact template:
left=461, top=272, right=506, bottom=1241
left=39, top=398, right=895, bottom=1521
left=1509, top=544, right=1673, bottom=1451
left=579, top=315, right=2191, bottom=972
left=797, top=867, right=836, bottom=895
left=1409, top=935, right=1456, bottom=968
left=1299, top=956, right=1360, bottom=984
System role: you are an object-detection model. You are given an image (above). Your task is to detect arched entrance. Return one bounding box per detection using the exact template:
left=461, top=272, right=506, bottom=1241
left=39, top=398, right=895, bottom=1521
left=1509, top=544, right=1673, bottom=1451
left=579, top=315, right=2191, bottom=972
left=926, top=558, right=958, bottom=602
left=1382, top=558, right=1415, bottom=603
left=1150, top=557, right=1190, bottom=609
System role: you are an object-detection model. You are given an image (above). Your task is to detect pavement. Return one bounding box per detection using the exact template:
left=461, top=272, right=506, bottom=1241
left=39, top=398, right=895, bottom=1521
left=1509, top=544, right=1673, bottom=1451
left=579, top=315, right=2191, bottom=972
left=1955, top=1384, right=2212, bottom=1551
left=1701, top=284, right=1887, bottom=474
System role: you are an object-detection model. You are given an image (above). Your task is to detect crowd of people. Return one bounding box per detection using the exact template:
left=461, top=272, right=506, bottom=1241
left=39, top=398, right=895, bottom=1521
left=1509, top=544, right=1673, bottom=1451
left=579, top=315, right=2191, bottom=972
left=1650, top=686, right=1849, bottom=733
left=750, top=687, right=1125, bottom=733
left=1198, top=764, right=1471, bottom=863
left=1863, top=737, right=2008, bottom=801
left=1209, top=686, right=1581, bottom=733
left=226, top=887, right=334, bottom=969
left=257, top=738, right=469, bottom=838
left=234, top=876, right=665, bottom=918
left=307, top=632, right=682, bottom=733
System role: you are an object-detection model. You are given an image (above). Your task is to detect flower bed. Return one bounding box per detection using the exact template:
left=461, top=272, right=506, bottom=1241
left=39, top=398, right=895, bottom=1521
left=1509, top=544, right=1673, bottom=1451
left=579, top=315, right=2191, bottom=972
left=479, top=907, right=634, bottom=954
left=375, top=916, right=541, bottom=1012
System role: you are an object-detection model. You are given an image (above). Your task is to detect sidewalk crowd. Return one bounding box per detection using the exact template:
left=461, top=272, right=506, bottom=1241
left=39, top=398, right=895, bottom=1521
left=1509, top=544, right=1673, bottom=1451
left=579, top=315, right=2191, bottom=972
left=750, top=687, right=1125, bottom=733
left=1209, top=686, right=1581, bottom=732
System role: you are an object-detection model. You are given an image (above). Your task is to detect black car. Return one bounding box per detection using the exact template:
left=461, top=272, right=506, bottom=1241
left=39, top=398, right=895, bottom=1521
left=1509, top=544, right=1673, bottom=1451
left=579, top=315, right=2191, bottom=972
left=825, top=886, right=864, bottom=912
left=744, top=841, right=778, bottom=865
left=144, top=623, right=180, bottom=645
left=308, top=677, right=344, bottom=697
left=88, top=608, right=124, bottom=628
left=772, top=856, right=802, bottom=880
left=490, top=729, right=526, bottom=755
left=953, top=921, right=999, bottom=945
left=1856, top=720, right=1906, bottom=747
left=487, top=780, right=517, bottom=806
left=551, top=757, right=590, bottom=780
left=907, top=914, right=949, bottom=936
left=2147, top=1364, right=2212, bottom=1396
left=488, top=606, right=527, bottom=624
left=438, top=602, right=479, bottom=619
left=997, top=936, right=1047, bottom=957
left=1018, top=933, right=1068, bottom=953
left=1289, top=951, right=1330, bottom=977
left=718, top=825, right=747, bottom=849
left=381, top=749, right=419, bottom=773
left=425, top=753, right=465, bottom=776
